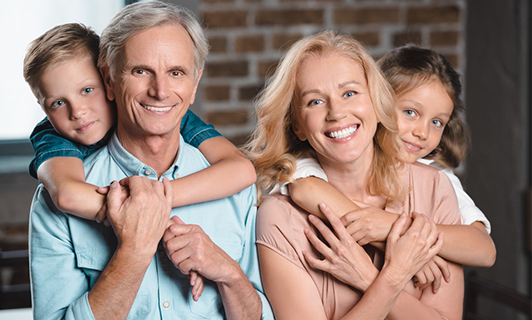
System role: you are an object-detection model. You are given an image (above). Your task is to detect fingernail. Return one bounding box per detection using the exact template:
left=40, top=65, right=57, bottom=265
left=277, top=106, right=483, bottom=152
left=309, top=215, right=316, bottom=221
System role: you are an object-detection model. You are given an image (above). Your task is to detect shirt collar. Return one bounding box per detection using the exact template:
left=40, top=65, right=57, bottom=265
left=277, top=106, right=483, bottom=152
left=107, top=133, right=182, bottom=180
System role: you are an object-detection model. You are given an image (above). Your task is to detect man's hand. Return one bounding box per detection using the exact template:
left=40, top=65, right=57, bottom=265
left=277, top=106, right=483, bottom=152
left=107, top=176, right=173, bottom=259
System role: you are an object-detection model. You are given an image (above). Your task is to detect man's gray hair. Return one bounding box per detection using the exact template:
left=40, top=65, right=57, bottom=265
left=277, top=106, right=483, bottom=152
left=98, top=1, right=209, bottom=80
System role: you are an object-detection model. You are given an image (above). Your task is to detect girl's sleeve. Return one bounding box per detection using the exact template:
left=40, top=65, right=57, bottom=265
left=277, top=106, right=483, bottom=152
left=270, top=156, right=329, bottom=195
left=180, top=110, right=222, bottom=148
left=441, top=168, right=492, bottom=234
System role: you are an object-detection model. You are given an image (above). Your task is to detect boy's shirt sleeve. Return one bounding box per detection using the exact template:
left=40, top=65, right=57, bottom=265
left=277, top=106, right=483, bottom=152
left=28, top=118, right=108, bottom=179
left=180, top=109, right=222, bottom=148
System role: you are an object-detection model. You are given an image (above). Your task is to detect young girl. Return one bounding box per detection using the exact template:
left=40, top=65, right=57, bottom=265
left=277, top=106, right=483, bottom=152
left=281, top=45, right=496, bottom=293
left=24, top=22, right=256, bottom=301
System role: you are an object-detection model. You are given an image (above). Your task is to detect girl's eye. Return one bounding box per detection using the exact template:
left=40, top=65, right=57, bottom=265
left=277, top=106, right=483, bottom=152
left=432, top=119, right=443, bottom=127
left=52, top=100, right=65, bottom=108
left=404, top=109, right=416, bottom=117
left=82, top=87, right=94, bottom=95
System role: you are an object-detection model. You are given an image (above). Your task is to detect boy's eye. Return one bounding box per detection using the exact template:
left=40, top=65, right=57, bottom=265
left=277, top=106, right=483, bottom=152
left=404, top=109, right=416, bottom=117
left=52, top=100, right=65, bottom=108
left=82, top=87, right=94, bottom=95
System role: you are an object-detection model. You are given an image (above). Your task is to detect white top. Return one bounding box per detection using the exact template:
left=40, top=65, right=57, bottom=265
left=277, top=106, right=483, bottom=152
left=273, top=155, right=491, bottom=234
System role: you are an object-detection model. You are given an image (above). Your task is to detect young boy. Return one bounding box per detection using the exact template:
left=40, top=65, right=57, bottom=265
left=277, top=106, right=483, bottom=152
left=23, top=23, right=256, bottom=300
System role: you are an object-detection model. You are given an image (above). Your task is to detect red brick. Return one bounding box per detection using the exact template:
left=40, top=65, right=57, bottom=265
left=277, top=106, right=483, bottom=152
left=335, top=8, right=400, bottom=25
left=206, top=110, right=250, bottom=126
left=393, top=30, right=422, bottom=47
left=204, top=85, right=230, bottom=101
left=258, top=60, right=280, bottom=78
left=256, top=9, right=323, bottom=26
left=203, top=10, right=247, bottom=28
left=235, top=35, right=265, bottom=53
left=407, top=6, right=460, bottom=24
left=350, top=31, right=380, bottom=47
left=209, top=36, right=227, bottom=53
left=272, top=33, right=303, bottom=50
left=239, top=84, right=264, bottom=101
left=206, top=61, right=248, bottom=77
left=443, top=53, right=459, bottom=69
left=430, top=30, right=459, bottom=46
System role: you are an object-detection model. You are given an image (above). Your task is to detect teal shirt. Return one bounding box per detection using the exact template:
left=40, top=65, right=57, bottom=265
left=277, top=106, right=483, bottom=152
left=29, top=133, right=273, bottom=320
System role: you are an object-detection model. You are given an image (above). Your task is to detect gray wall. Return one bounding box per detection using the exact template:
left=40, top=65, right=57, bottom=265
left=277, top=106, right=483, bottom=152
left=464, top=0, right=531, bottom=318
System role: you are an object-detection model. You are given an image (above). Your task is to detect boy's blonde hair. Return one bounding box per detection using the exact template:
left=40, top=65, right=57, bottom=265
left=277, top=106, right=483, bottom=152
left=23, top=23, right=100, bottom=103
left=245, top=30, right=403, bottom=203
left=378, top=45, right=470, bottom=168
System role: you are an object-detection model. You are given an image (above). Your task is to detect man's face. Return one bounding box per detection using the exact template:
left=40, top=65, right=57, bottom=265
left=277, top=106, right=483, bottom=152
left=106, top=24, right=201, bottom=142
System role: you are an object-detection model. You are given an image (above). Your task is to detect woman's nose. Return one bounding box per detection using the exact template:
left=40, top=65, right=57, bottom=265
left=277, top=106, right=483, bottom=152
left=326, top=99, right=347, bottom=121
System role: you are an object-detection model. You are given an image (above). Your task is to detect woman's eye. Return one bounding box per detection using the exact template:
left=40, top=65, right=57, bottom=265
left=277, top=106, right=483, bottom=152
left=344, top=91, right=357, bottom=98
left=82, top=87, right=94, bottom=95
left=52, top=100, right=65, bottom=108
left=307, top=99, right=323, bottom=107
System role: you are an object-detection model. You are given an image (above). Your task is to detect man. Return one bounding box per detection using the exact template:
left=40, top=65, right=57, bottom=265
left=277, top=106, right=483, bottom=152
left=29, top=2, right=273, bottom=319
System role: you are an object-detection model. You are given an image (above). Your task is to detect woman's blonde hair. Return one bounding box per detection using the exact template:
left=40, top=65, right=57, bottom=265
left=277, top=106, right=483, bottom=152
left=245, top=30, right=403, bottom=203
left=378, top=45, right=470, bottom=168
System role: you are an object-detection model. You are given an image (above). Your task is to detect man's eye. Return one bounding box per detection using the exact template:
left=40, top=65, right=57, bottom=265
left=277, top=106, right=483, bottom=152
left=172, top=71, right=183, bottom=76
left=134, top=69, right=145, bottom=75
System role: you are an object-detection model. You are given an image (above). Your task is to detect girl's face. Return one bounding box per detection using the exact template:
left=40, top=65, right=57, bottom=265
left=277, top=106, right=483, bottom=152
left=292, top=54, right=378, bottom=169
left=396, top=81, right=454, bottom=163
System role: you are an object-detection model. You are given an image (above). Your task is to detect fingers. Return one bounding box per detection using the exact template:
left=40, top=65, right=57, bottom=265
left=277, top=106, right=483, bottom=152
left=433, top=255, right=451, bottom=283
left=189, top=271, right=204, bottom=302
left=388, top=212, right=407, bottom=243
left=106, top=181, right=122, bottom=215
left=318, top=203, right=351, bottom=242
left=162, top=177, right=174, bottom=204
left=96, top=186, right=109, bottom=195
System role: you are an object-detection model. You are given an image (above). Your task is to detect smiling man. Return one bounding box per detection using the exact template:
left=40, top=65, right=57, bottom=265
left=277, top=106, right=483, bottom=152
left=28, top=2, right=272, bottom=319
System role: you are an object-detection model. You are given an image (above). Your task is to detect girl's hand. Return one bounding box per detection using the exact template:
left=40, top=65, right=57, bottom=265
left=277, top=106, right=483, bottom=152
left=303, top=203, right=379, bottom=291
left=413, top=255, right=451, bottom=293
left=381, top=212, right=444, bottom=288
left=341, top=202, right=399, bottom=245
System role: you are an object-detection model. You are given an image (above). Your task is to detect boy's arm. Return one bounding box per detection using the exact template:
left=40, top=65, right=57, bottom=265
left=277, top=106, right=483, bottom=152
left=169, top=136, right=256, bottom=207
left=37, top=157, right=105, bottom=220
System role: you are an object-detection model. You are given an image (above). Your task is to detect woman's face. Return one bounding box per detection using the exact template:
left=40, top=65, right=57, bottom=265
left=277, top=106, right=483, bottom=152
left=293, top=54, right=378, bottom=168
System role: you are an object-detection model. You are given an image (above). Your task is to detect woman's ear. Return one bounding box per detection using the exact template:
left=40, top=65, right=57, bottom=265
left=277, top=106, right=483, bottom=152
left=292, top=120, right=307, bottom=141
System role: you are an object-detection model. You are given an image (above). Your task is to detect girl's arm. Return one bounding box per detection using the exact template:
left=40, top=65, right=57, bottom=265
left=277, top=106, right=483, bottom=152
left=37, top=157, right=105, bottom=221
left=169, top=136, right=256, bottom=207
left=436, top=222, right=496, bottom=267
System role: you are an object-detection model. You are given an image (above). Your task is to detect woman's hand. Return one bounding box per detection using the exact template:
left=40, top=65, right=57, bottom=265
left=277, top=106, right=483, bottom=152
left=381, top=212, right=444, bottom=288
left=303, top=203, right=379, bottom=291
left=413, top=255, right=451, bottom=293
left=341, top=202, right=401, bottom=245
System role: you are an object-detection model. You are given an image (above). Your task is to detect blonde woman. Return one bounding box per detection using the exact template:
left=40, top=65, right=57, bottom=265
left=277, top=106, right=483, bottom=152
left=246, top=30, right=464, bottom=320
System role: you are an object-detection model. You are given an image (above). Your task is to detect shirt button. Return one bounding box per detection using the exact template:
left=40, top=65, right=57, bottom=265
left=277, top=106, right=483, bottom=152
left=144, top=169, right=152, bottom=176
left=163, top=301, right=170, bottom=308
left=158, top=250, right=165, bottom=258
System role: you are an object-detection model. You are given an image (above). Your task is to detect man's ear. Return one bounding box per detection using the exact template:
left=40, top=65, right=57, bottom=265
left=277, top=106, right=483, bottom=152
left=100, top=66, right=115, bottom=101
left=292, top=119, right=307, bottom=141
left=189, top=69, right=203, bottom=106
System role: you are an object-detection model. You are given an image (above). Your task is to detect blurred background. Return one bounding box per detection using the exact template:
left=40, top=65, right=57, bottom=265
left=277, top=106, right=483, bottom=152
left=0, top=0, right=530, bottom=319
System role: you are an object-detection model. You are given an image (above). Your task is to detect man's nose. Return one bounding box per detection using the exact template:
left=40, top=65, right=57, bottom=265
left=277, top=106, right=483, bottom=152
left=148, top=75, right=170, bottom=100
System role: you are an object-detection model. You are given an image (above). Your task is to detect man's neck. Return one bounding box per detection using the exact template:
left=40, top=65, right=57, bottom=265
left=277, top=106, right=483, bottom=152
left=117, top=129, right=180, bottom=178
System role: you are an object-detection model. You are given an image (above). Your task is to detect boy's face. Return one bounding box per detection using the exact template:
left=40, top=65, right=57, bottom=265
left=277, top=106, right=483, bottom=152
left=38, top=56, right=115, bottom=145
left=395, top=81, right=453, bottom=163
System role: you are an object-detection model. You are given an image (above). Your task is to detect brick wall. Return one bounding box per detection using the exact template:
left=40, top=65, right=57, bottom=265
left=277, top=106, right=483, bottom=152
left=198, top=0, right=466, bottom=145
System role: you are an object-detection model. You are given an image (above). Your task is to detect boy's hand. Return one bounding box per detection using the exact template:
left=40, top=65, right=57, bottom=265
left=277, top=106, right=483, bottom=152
left=96, top=184, right=129, bottom=226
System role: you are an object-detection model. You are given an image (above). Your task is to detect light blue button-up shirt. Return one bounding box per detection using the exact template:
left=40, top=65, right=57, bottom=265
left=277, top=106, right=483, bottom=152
left=29, top=133, right=274, bottom=320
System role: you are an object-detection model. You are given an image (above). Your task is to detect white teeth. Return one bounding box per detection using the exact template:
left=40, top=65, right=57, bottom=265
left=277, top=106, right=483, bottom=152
left=328, top=126, right=357, bottom=139
left=142, top=104, right=172, bottom=112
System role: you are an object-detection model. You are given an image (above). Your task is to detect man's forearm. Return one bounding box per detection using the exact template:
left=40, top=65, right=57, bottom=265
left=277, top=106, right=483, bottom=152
left=217, top=261, right=262, bottom=320
left=88, top=247, right=152, bottom=320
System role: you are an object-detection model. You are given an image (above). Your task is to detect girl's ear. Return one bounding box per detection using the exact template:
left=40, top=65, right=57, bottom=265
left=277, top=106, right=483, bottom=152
left=100, top=66, right=115, bottom=101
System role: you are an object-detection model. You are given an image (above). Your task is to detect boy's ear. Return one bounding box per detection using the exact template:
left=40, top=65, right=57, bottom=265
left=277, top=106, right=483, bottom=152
left=100, top=66, right=115, bottom=101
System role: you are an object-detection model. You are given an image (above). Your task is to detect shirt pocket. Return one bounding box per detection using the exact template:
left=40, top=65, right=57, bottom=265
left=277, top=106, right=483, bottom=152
left=75, top=247, right=152, bottom=319
left=189, top=241, right=243, bottom=319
